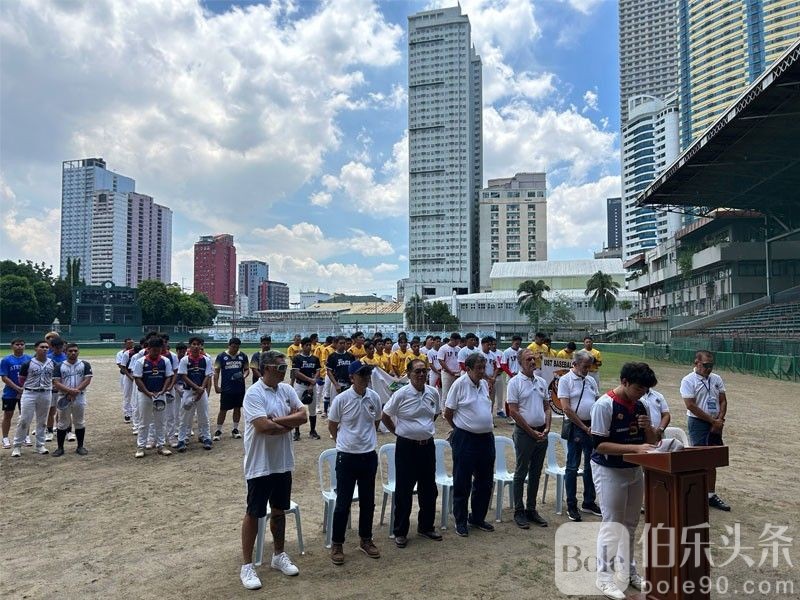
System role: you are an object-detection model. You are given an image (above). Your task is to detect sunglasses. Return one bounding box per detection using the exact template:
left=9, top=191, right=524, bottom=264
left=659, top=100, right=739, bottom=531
left=701, top=362, right=714, bottom=369
left=268, top=364, right=288, bottom=373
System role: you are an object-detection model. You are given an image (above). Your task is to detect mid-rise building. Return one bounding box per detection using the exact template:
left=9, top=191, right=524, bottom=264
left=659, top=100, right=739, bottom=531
left=258, top=279, right=290, bottom=310
left=679, top=0, right=800, bottom=147
left=478, top=173, right=547, bottom=291
left=621, top=93, right=682, bottom=261
left=238, top=260, right=269, bottom=316
left=619, top=0, right=679, bottom=124
left=607, top=197, right=623, bottom=250
left=60, top=158, right=135, bottom=282
left=127, top=192, right=172, bottom=287
left=194, top=234, right=236, bottom=306
left=408, top=5, right=483, bottom=298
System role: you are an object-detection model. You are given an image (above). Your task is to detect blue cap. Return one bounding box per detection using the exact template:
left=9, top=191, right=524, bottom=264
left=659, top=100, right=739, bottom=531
left=348, top=360, right=373, bottom=376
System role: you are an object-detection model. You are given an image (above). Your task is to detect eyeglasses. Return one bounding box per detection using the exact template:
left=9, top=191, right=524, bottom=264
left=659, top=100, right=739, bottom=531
left=411, top=368, right=427, bottom=374
left=701, top=362, right=714, bottom=369
left=268, top=364, right=288, bottom=373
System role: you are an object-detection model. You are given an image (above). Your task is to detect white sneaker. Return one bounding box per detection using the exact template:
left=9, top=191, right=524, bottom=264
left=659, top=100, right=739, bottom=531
left=67, top=432, right=76, bottom=442
left=37, top=446, right=49, bottom=455
left=135, top=448, right=145, bottom=458
left=2, top=437, right=10, bottom=449
left=596, top=581, right=626, bottom=600
left=145, top=442, right=155, bottom=449
left=45, top=432, right=54, bottom=442
left=270, top=551, right=299, bottom=576
left=24, top=435, right=32, bottom=446
left=11, top=446, right=21, bottom=457
left=240, top=563, right=262, bottom=590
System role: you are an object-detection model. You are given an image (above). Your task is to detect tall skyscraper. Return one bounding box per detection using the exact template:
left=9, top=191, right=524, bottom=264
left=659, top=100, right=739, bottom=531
left=619, top=0, right=679, bottom=124
left=478, top=173, right=547, bottom=291
left=408, top=6, right=483, bottom=298
left=606, top=197, right=622, bottom=250
left=61, top=158, right=135, bottom=282
left=127, top=192, right=172, bottom=287
left=621, top=93, right=682, bottom=260
left=89, top=191, right=129, bottom=286
left=678, top=0, right=800, bottom=147
left=238, top=260, right=268, bottom=315
left=194, top=234, right=236, bottom=306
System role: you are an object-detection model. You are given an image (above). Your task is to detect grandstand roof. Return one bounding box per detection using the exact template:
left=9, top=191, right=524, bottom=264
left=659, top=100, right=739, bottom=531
left=637, top=40, right=800, bottom=221
left=490, top=259, right=625, bottom=280
left=305, top=301, right=404, bottom=314
left=319, top=294, right=386, bottom=304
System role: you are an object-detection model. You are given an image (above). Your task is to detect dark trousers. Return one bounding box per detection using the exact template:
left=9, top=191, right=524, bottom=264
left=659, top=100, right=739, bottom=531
left=394, top=436, right=438, bottom=537
left=451, top=427, right=495, bottom=526
left=566, top=424, right=596, bottom=509
left=512, top=425, right=547, bottom=512
left=332, top=450, right=377, bottom=544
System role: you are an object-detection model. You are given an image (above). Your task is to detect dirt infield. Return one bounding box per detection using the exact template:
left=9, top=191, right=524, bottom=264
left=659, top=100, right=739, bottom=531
left=1, top=357, right=798, bottom=600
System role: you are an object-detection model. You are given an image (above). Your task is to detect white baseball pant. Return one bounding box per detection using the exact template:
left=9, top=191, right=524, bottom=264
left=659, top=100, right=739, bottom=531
left=440, top=371, right=458, bottom=412
left=121, top=376, right=134, bottom=418
left=57, top=396, right=86, bottom=430
left=179, top=389, right=210, bottom=443
left=13, top=390, right=50, bottom=448
left=137, top=395, right=166, bottom=448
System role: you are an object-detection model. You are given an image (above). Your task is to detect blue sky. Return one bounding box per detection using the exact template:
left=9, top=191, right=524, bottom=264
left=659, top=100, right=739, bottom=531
left=0, top=0, right=621, bottom=298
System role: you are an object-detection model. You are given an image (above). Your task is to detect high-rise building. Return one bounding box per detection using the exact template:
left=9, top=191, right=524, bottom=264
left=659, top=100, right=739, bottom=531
left=258, top=280, right=290, bottom=310
left=407, top=6, right=483, bottom=298
left=238, top=260, right=269, bottom=315
left=606, top=197, right=623, bottom=250
left=127, top=192, right=172, bottom=287
left=678, top=0, right=800, bottom=147
left=478, top=173, right=547, bottom=291
left=61, top=158, right=135, bottom=282
left=89, top=191, right=129, bottom=286
left=621, top=93, right=682, bottom=261
left=619, top=0, right=679, bottom=124
left=194, top=234, right=236, bottom=306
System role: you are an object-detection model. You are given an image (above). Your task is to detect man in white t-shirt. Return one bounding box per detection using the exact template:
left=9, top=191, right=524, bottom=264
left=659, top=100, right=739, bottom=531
left=425, top=336, right=441, bottom=388
left=557, top=350, right=601, bottom=522
left=496, top=336, right=523, bottom=418
left=328, top=360, right=383, bottom=565
left=480, top=336, right=500, bottom=414
left=444, top=353, right=495, bottom=538
left=437, top=333, right=461, bottom=408
left=680, top=350, right=730, bottom=511
left=457, top=333, right=480, bottom=371
left=642, top=388, right=670, bottom=441
left=239, top=351, right=307, bottom=590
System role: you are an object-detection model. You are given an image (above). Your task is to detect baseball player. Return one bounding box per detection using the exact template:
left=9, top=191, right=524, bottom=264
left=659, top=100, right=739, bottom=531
left=176, top=337, right=213, bottom=452
left=116, top=338, right=134, bottom=422
left=52, top=343, right=93, bottom=456
left=1, top=338, right=30, bottom=449
left=213, top=337, right=249, bottom=441
left=11, top=340, right=54, bottom=457
left=291, top=337, right=321, bottom=440
left=132, top=338, right=174, bottom=458
left=45, top=337, right=68, bottom=442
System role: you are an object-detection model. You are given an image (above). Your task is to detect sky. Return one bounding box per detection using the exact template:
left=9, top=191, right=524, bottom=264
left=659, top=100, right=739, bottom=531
left=0, top=0, right=621, bottom=298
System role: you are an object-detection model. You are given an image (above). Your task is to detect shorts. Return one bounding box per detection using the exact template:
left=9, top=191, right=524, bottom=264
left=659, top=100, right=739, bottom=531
left=2, top=397, right=20, bottom=412
left=220, top=391, right=245, bottom=411
left=246, top=472, right=292, bottom=518
left=687, top=416, right=722, bottom=446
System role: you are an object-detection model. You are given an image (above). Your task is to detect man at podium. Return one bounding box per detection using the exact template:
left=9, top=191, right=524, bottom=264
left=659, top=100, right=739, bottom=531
left=590, top=362, right=659, bottom=600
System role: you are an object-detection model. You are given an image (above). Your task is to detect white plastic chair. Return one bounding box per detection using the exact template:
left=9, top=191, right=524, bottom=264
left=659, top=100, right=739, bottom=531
left=434, top=439, right=454, bottom=530
left=254, top=501, right=304, bottom=565
left=493, top=436, right=516, bottom=523
left=378, top=443, right=398, bottom=538
left=664, top=426, right=691, bottom=447
left=318, top=448, right=358, bottom=548
left=541, top=432, right=570, bottom=515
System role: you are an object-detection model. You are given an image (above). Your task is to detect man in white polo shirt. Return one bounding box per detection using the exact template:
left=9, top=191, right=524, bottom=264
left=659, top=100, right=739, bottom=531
left=507, top=349, right=551, bottom=529
left=642, top=387, right=670, bottom=441
left=328, top=360, right=383, bottom=565
left=496, top=335, right=523, bottom=418
left=557, top=350, right=601, bottom=522
left=381, top=358, right=442, bottom=548
left=239, top=351, right=307, bottom=590
left=437, top=333, right=461, bottom=408
left=444, top=352, right=495, bottom=538
left=680, top=350, right=730, bottom=511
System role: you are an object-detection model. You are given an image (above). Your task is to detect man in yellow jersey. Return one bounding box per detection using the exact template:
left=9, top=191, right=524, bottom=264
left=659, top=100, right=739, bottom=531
left=361, top=341, right=381, bottom=367
left=286, top=334, right=302, bottom=362
left=557, top=341, right=577, bottom=360
left=348, top=332, right=367, bottom=359
left=543, top=337, right=557, bottom=357
left=526, top=332, right=550, bottom=372
left=390, top=338, right=415, bottom=377
left=309, top=333, right=320, bottom=355
left=376, top=339, right=393, bottom=372
left=583, top=336, right=602, bottom=388
left=314, top=336, right=333, bottom=414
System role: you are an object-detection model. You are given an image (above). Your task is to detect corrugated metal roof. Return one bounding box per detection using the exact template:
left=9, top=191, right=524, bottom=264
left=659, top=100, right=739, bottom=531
left=490, top=259, right=625, bottom=279
left=427, top=289, right=638, bottom=303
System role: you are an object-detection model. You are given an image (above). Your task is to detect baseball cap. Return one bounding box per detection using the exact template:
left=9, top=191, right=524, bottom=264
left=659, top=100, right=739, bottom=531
left=348, top=360, right=373, bottom=377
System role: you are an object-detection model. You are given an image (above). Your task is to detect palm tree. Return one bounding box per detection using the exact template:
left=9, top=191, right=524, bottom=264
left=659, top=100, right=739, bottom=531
left=517, top=279, right=551, bottom=331
left=585, top=270, right=620, bottom=329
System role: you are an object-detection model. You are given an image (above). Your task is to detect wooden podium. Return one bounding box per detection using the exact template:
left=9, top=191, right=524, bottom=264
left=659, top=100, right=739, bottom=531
left=623, top=446, right=729, bottom=600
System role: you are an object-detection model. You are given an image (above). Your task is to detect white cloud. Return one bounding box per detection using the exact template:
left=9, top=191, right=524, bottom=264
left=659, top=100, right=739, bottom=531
left=583, top=89, right=599, bottom=112
left=322, top=130, right=408, bottom=217
left=0, top=174, right=60, bottom=269
left=310, top=191, right=332, bottom=207
left=250, top=222, right=393, bottom=261
left=561, top=0, right=603, bottom=15
left=373, top=262, right=399, bottom=273
left=547, top=175, right=621, bottom=252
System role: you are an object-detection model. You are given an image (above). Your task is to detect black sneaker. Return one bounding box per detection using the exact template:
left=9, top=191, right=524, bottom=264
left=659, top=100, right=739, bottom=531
left=124, top=415, right=131, bottom=423
left=567, top=507, right=582, bottom=522
left=309, top=431, right=321, bottom=440
left=708, top=494, right=731, bottom=511
left=231, top=429, right=242, bottom=439
left=417, top=530, right=443, bottom=541
left=581, top=502, right=602, bottom=517
left=394, top=535, right=408, bottom=548
left=514, top=511, right=530, bottom=529
left=52, top=447, right=65, bottom=457
left=526, top=510, right=548, bottom=527
left=212, top=430, right=222, bottom=441
left=469, top=519, right=495, bottom=532
left=455, top=523, right=469, bottom=537
left=293, top=431, right=300, bottom=441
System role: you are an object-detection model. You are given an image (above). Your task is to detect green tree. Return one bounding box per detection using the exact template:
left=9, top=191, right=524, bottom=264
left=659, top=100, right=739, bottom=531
left=585, top=270, right=620, bottom=329
left=404, top=293, right=426, bottom=329
left=425, top=301, right=459, bottom=329
left=136, top=280, right=216, bottom=326
left=541, top=293, right=575, bottom=329
left=137, top=280, right=173, bottom=324
left=32, top=280, right=57, bottom=323
left=618, top=299, right=633, bottom=311
left=0, top=274, right=39, bottom=324
left=517, top=279, right=551, bottom=331
left=52, top=278, right=73, bottom=322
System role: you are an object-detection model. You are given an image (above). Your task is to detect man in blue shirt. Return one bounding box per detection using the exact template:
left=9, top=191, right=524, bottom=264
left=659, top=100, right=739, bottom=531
left=45, top=337, right=68, bottom=442
left=1, top=338, right=30, bottom=449
left=213, top=337, right=249, bottom=441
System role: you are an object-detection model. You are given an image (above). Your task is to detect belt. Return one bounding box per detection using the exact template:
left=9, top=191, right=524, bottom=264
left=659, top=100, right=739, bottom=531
left=398, top=436, right=433, bottom=445
left=26, top=388, right=48, bottom=392
left=515, top=423, right=546, bottom=432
